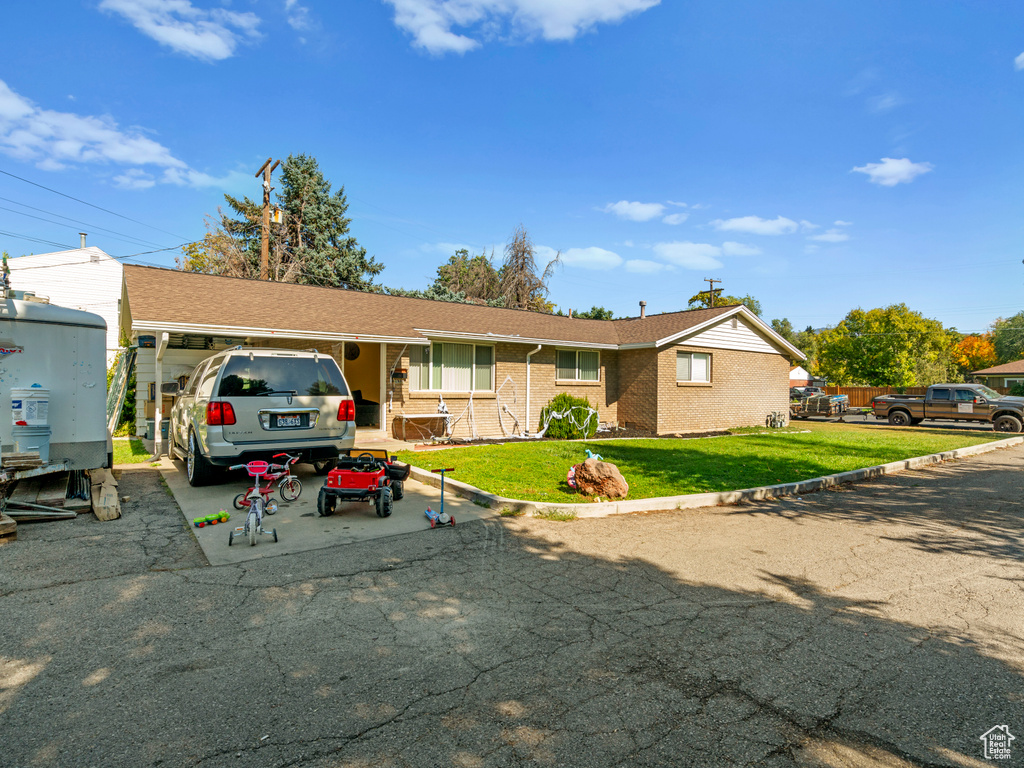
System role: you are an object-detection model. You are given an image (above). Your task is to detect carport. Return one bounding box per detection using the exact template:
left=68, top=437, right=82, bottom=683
left=119, top=265, right=425, bottom=455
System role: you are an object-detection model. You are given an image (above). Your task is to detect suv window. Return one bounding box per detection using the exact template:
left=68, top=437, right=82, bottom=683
left=217, top=355, right=349, bottom=398
left=183, top=362, right=206, bottom=396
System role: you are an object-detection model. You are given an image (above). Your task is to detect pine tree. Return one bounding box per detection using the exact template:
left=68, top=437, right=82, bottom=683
left=179, top=154, right=382, bottom=290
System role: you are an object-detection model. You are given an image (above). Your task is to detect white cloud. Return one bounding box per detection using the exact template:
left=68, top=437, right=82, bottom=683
left=602, top=200, right=665, bottom=222
left=721, top=241, right=761, bottom=256
left=99, top=0, right=261, bottom=61
left=0, top=78, right=237, bottom=190
left=852, top=157, right=933, bottom=186
left=868, top=92, right=903, bottom=113
left=1016, top=52, right=1024, bottom=70
left=113, top=169, right=157, bottom=189
left=799, top=220, right=818, bottom=231
left=625, top=259, right=669, bottom=274
left=808, top=229, right=849, bottom=243
left=834, top=220, right=853, bottom=226
left=285, top=0, right=312, bottom=32
left=652, top=241, right=722, bottom=269
left=383, top=0, right=660, bottom=55
left=710, top=215, right=798, bottom=236
left=559, top=246, right=623, bottom=270
left=661, top=212, right=689, bottom=226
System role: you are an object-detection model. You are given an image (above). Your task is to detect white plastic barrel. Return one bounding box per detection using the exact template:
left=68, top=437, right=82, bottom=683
left=12, top=386, right=49, bottom=426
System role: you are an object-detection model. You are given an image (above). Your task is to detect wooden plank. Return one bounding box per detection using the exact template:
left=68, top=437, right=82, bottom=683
left=35, top=473, right=68, bottom=508
left=0, top=512, right=16, bottom=545
left=92, top=484, right=121, bottom=521
left=9, top=478, right=42, bottom=506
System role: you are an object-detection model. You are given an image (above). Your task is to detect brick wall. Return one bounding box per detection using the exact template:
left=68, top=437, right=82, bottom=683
left=655, top=345, right=789, bottom=433
left=616, top=348, right=659, bottom=431
left=385, top=343, right=618, bottom=440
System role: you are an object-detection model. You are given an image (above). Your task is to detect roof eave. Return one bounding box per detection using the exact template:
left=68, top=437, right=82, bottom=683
left=131, top=320, right=427, bottom=345
left=415, top=329, right=618, bottom=350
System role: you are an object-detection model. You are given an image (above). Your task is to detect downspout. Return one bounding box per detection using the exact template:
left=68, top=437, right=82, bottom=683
left=525, top=344, right=542, bottom=436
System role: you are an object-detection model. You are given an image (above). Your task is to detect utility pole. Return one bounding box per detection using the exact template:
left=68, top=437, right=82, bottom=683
left=704, top=277, right=721, bottom=307
left=255, top=157, right=280, bottom=280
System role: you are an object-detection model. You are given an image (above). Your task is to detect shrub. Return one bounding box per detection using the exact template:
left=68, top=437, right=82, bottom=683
left=1009, top=383, right=1024, bottom=397
left=539, top=392, right=598, bottom=440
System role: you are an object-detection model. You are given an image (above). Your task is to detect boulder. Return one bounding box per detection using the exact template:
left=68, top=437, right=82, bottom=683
left=573, top=458, right=628, bottom=499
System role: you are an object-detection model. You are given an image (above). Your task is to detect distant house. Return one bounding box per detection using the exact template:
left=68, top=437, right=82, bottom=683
left=971, top=360, right=1024, bottom=389
left=119, top=265, right=806, bottom=443
left=8, top=242, right=122, bottom=365
left=789, top=365, right=824, bottom=387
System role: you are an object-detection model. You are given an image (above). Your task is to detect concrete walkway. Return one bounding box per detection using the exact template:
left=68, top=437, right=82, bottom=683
left=159, top=457, right=492, bottom=565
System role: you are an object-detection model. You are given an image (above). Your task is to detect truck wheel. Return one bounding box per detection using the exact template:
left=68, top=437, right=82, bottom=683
left=186, top=430, right=217, bottom=487
left=994, top=415, right=1023, bottom=433
left=313, top=459, right=336, bottom=475
left=888, top=410, right=912, bottom=427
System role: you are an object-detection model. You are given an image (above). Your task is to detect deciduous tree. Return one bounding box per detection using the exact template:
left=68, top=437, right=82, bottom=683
left=688, top=291, right=762, bottom=316
left=498, top=225, right=560, bottom=312
left=991, top=312, right=1024, bottom=363
left=815, top=304, right=958, bottom=387
left=953, top=333, right=998, bottom=373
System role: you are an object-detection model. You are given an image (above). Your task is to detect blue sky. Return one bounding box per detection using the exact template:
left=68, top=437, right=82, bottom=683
left=2, top=1, right=1023, bottom=333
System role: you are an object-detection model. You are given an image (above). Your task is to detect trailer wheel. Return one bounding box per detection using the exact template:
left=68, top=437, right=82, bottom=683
left=887, top=410, right=912, bottom=427
left=994, top=415, right=1023, bottom=433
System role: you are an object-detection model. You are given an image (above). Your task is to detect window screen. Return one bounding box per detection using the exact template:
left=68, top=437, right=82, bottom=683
left=677, top=352, right=711, bottom=382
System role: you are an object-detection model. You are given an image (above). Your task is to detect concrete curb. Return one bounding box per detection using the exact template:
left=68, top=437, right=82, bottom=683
left=408, top=436, right=1024, bottom=519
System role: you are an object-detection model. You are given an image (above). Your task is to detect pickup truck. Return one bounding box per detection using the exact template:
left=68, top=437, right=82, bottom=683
left=871, top=384, right=1024, bottom=432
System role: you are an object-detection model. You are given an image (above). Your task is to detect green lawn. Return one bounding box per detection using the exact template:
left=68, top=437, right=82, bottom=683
left=112, top=438, right=152, bottom=465
left=396, top=423, right=1005, bottom=503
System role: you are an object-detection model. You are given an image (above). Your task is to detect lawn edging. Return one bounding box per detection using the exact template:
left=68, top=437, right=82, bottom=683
left=408, top=436, right=1024, bottom=518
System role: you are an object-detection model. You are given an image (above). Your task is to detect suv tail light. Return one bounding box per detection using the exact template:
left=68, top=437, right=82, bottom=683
left=206, top=401, right=237, bottom=426
left=338, top=399, right=355, bottom=422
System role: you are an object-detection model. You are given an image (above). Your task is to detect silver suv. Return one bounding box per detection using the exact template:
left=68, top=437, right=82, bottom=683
left=169, top=347, right=356, bottom=486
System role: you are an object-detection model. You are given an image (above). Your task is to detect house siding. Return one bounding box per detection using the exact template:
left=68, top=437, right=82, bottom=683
left=656, top=345, right=790, bottom=433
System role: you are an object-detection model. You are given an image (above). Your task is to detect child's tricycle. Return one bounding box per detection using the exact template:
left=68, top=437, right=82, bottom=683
left=316, top=450, right=411, bottom=518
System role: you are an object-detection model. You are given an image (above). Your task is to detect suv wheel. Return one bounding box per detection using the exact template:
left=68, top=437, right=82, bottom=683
left=186, top=430, right=217, bottom=487
left=313, top=459, right=337, bottom=475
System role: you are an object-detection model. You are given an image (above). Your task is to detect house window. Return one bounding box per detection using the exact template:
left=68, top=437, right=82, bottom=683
left=409, top=343, right=494, bottom=392
left=677, top=351, right=711, bottom=382
left=556, top=349, right=600, bottom=382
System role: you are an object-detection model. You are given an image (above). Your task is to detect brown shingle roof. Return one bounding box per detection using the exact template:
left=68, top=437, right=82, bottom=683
left=122, top=265, right=751, bottom=348
left=972, top=360, right=1024, bottom=376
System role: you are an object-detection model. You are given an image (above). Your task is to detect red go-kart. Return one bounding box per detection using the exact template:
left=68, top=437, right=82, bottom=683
left=317, top=450, right=411, bottom=518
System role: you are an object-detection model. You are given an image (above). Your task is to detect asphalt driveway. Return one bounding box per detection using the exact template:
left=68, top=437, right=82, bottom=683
left=1, top=444, right=1021, bottom=767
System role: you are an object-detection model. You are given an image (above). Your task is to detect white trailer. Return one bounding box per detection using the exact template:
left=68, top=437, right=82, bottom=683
left=0, top=295, right=109, bottom=469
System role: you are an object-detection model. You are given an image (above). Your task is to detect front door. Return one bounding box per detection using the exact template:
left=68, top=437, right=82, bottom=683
left=954, top=388, right=990, bottom=421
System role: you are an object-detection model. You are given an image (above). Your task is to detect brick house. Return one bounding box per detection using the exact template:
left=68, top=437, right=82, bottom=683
left=120, top=265, right=804, bottom=443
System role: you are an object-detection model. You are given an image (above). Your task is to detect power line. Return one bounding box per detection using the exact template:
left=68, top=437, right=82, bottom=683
left=0, top=168, right=189, bottom=240
left=0, top=229, right=77, bottom=250
left=0, top=196, right=168, bottom=249
left=0, top=203, right=169, bottom=250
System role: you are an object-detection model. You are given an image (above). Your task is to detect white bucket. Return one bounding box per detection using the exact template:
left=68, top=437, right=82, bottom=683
left=12, top=386, right=49, bottom=426
left=13, top=425, right=51, bottom=463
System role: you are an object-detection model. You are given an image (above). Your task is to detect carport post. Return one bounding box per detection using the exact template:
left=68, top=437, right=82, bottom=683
left=154, top=332, right=168, bottom=457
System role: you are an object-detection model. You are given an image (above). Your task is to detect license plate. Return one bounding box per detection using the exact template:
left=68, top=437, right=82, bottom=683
left=277, top=415, right=301, bottom=428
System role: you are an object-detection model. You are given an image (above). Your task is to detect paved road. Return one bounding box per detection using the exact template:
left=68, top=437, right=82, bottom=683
left=1, top=445, right=1021, bottom=767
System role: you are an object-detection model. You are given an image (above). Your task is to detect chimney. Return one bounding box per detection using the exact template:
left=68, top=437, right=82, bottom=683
left=79, top=232, right=87, bottom=248
left=639, top=300, right=646, bottom=318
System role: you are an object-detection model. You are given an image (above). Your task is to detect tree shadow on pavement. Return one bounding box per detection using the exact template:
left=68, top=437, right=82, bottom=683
left=1, top=487, right=1021, bottom=768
